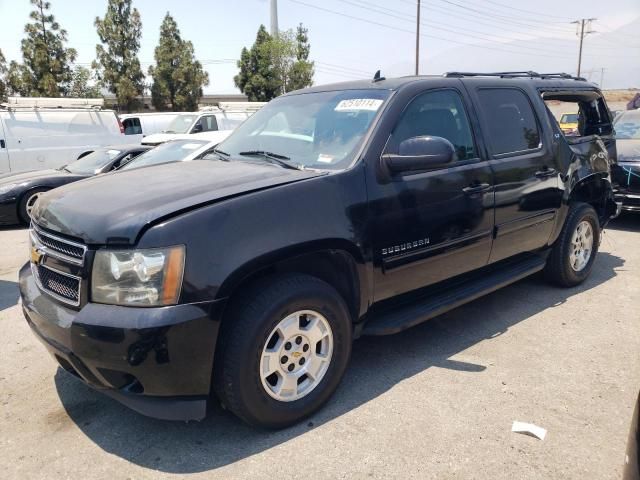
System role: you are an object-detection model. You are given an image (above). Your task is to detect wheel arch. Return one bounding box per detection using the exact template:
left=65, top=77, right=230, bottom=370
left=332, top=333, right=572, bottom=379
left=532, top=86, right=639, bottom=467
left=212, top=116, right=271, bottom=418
left=568, top=173, right=616, bottom=226
left=217, top=240, right=369, bottom=323
left=16, top=185, right=50, bottom=223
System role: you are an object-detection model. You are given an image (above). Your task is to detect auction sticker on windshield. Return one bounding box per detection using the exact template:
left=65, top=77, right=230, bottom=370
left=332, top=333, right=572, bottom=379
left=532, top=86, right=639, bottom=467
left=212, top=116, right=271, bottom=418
left=334, top=99, right=383, bottom=112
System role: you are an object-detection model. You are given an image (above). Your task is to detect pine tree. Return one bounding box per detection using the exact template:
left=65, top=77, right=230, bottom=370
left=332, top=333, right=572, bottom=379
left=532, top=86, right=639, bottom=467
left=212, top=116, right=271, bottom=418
left=9, top=0, right=77, bottom=97
left=288, top=23, right=314, bottom=91
left=93, top=0, right=144, bottom=112
left=148, top=12, right=209, bottom=111
left=234, top=25, right=280, bottom=102
left=0, top=49, right=7, bottom=100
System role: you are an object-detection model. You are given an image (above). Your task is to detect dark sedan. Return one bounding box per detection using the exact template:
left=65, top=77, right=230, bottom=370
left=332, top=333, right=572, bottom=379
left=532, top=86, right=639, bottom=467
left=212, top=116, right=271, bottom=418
left=612, top=110, right=640, bottom=212
left=0, top=145, right=150, bottom=225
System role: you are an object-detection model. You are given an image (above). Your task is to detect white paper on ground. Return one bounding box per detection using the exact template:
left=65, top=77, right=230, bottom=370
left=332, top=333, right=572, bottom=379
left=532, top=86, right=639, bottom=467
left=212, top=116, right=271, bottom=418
left=511, top=421, right=547, bottom=440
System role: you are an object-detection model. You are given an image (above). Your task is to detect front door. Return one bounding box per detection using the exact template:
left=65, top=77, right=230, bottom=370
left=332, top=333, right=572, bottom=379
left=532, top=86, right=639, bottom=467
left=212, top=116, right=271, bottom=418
left=368, top=86, right=495, bottom=302
left=468, top=85, right=563, bottom=263
left=0, top=120, right=9, bottom=173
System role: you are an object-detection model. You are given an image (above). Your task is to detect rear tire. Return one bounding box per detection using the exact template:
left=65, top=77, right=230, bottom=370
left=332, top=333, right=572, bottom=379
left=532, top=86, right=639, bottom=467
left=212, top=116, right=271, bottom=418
left=544, top=202, right=599, bottom=287
left=214, top=274, right=352, bottom=429
left=18, top=188, right=48, bottom=225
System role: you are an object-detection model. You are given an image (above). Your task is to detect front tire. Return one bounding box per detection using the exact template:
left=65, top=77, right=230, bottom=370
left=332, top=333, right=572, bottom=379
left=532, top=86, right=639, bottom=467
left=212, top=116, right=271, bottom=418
left=544, top=202, right=600, bottom=287
left=214, top=274, right=352, bottom=429
left=18, top=188, right=48, bottom=225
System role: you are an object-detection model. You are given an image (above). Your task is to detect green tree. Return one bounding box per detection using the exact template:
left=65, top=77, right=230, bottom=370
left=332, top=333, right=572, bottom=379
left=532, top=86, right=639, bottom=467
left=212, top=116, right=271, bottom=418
left=148, top=12, right=209, bottom=111
left=9, top=0, right=77, bottom=97
left=234, top=25, right=280, bottom=102
left=0, top=49, right=7, bottom=100
left=93, top=0, right=144, bottom=112
left=288, top=23, right=314, bottom=91
left=68, top=66, right=101, bottom=98
left=234, top=24, right=314, bottom=101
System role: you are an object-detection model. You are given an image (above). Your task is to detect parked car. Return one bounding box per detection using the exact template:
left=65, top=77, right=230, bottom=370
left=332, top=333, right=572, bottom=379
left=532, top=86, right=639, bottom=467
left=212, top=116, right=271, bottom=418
left=119, top=112, right=181, bottom=142
left=141, top=102, right=265, bottom=146
left=0, top=97, right=127, bottom=174
left=0, top=145, right=149, bottom=225
left=20, top=72, right=619, bottom=428
left=120, top=130, right=232, bottom=171
left=612, top=109, right=640, bottom=211
left=558, top=112, right=579, bottom=135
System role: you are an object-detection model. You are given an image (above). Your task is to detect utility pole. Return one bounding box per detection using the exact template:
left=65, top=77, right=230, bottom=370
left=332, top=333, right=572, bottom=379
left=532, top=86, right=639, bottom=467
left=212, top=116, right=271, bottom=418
left=571, top=18, right=596, bottom=78
left=270, top=0, right=279, bottom=37
left=415, top=0, right=421, bottom=75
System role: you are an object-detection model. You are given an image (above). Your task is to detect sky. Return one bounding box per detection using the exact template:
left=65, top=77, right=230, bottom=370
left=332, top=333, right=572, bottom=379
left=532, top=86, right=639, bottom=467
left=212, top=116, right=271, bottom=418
left=0, top=0, right=639, bottom=92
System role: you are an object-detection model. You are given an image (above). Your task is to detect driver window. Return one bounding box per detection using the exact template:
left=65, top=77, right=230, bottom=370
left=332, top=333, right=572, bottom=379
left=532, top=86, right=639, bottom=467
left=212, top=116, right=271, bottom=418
left=389, top=89, right=477, bottom=161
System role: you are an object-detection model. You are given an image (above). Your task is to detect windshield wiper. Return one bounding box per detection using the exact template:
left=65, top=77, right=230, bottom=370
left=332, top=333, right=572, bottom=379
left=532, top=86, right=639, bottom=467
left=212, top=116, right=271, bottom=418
left=238, top=150, right=303, bottom=170
left=208, top=148, right=231, bottom=161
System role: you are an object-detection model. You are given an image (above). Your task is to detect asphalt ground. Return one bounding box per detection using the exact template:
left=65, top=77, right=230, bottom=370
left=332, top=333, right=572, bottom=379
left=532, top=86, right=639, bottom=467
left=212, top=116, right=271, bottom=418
left=1, top=216, right=639, bottom=479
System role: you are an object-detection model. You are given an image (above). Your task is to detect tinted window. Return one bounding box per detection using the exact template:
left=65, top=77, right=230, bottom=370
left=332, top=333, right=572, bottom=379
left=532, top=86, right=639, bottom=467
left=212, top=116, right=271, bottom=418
left=122, top=117, right=142, bottom=135
left=389, top=89, right=477, bottom=161
left=195, top=115, right=218, bottom=132
left=477, top=89, right=541, bottom=155
left=65, top=149, right=122, bottom=174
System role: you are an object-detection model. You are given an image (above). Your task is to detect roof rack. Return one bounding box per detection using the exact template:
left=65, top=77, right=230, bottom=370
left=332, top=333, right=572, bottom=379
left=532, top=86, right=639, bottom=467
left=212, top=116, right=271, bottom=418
left=1, top=96, right=105, bottom=110
left=444, top=71, right=587, bottom=81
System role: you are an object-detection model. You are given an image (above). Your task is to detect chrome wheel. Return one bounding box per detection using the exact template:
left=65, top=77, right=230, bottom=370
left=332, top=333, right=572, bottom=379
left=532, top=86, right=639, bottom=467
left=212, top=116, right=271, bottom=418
left=260, top=310, right=333, bottom=402
left=569, top=220, right=593, bottom=272
left=25, top=192, right=41, bottom=218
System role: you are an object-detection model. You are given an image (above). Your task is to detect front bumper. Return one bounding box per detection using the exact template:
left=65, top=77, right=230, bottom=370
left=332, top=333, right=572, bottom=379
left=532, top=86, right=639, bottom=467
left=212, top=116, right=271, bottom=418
left=613, top=163, right=640, bottom=212
left=18, top=262, right=225, bottom=421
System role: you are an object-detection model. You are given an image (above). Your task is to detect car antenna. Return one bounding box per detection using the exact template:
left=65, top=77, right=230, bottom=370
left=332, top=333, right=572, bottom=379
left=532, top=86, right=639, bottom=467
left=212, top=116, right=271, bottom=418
left=372, top=70, right=385, bottom=83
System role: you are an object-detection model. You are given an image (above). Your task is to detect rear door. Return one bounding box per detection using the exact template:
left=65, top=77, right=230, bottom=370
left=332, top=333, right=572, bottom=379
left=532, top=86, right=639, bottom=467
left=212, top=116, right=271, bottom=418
left=0, top=117, right=9, bottom=173
left=468, top=85, right=562, bottom=263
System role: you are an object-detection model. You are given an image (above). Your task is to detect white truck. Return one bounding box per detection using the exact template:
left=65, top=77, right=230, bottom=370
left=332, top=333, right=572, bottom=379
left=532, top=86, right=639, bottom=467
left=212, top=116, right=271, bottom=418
left=119, top=112, right=181, bottom=142
left=141, top=102, right=266, bottom=146
left=0, top=97, right=127, bottom=174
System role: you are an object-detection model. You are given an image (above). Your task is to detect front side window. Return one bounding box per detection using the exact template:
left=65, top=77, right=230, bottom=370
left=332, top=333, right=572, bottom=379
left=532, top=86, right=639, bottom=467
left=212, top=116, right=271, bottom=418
left=477, top=88, right=541, bottom=155
left=388, top=89, right=477, bottom=161
left=195, top=115, right=218, bottom=132
left=217, top=89, right=390, bottom=170
left=164, top=114, right=198, bottom=134
left=122, top=117, right=142, bottom=135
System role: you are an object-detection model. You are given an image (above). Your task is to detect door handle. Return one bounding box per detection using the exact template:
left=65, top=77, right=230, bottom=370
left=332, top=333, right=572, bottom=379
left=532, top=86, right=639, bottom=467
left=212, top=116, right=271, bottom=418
left=535, top=168, right=557, bottom=179
left=462, top=183, right=491, bottom=195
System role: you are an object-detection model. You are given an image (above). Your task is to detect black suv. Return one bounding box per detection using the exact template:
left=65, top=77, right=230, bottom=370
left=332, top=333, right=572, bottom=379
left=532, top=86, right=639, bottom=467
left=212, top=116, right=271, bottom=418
left=19, top=72, right=620, bottom=428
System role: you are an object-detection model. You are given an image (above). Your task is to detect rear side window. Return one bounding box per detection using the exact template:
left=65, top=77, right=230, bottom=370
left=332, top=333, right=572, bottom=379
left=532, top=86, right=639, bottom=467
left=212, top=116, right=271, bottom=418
left=477, top=88, right=541, bottom=155
left=389, top=89, right=477, bottom=161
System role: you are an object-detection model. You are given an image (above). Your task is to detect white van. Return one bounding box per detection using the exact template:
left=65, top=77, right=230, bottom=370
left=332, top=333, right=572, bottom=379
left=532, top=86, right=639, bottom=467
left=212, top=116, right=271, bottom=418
left=119, top=112, right=180, bottom=142
left=141, top=102, right=266, bottom=146
left=0, top=97, right=127, bottom=174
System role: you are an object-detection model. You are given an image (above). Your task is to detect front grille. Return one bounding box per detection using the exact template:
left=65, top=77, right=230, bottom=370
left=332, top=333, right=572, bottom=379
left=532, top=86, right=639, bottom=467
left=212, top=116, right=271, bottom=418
left=33, top=264, right=81, bottom=306
left=31, top=224, right=86, bottom=265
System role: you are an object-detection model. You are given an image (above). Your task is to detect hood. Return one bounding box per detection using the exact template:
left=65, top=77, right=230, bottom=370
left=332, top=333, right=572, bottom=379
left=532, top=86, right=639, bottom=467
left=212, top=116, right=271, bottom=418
left=0, top=169, right=70, bottom=184
left=32, top=160, right=325, bottom=245
left=617, top=139, right=640, bottom=162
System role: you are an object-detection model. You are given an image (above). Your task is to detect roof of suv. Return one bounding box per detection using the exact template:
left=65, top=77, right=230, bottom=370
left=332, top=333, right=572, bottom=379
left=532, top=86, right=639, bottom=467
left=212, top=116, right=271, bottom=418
left=286, top=73, right=600, bottom=95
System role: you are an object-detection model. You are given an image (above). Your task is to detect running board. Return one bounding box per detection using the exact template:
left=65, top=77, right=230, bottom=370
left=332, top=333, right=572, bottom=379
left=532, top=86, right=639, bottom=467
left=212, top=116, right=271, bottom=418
left=361, top=254, right=546, bottom=336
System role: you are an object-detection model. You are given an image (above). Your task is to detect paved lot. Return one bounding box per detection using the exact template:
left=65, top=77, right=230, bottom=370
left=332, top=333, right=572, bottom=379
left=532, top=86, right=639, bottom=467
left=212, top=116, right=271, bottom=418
left=1, top=217, right=639, bottom=480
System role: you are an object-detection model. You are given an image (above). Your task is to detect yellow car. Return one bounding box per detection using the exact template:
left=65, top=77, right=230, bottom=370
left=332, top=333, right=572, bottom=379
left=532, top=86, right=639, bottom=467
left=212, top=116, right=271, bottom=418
left=559, top=112, right=579, bottom=135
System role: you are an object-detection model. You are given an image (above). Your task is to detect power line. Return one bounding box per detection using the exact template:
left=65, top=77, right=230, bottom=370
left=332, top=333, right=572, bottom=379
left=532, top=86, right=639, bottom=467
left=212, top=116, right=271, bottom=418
left=472, top=0, right=575, bottom=22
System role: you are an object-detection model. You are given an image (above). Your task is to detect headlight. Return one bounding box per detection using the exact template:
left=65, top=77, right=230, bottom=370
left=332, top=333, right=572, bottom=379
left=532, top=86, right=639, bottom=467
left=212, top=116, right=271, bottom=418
left=91, top=245, right=185, bottom=306
left=0, top=183, right=17, bottom=195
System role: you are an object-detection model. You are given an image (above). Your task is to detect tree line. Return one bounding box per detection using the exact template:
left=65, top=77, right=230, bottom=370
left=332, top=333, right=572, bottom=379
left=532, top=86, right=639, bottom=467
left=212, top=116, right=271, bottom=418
left=0, top=0, right=314, bottom=112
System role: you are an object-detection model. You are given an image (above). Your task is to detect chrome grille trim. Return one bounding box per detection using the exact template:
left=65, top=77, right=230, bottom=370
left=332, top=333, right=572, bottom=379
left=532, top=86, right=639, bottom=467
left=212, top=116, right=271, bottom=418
left=31, top=263, right=81, bottom=307
left=30, top=223, right=87, bottom=266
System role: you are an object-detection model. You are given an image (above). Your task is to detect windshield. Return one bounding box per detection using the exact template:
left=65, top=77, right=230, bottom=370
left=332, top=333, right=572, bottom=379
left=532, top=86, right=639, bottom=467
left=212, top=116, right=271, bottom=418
left=122, top=140, right=208, bottom=170
left=560, top=113, right=578, bottom=123
left=65, top=149, right=122, bottom=174
left=217, top=89, right=390, bottom=170
left=614, top=111, right=640, bottom=139
left=164, top=114, right=199, bottom=134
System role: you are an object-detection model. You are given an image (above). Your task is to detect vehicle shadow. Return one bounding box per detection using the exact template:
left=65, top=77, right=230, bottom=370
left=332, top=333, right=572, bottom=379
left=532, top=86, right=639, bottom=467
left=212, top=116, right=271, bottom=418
left=0, top=279, right=19, bottom=312
left=606, top=213, right=640, bottom=233
left=54, top=251, right=624, bottom=474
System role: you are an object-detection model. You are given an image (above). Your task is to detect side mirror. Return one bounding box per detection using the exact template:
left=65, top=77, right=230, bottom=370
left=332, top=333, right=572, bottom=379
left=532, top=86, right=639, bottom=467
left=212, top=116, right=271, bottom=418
left=191, top=122, right=203, bottom=134
left=383, top=136, right=456, bottom=173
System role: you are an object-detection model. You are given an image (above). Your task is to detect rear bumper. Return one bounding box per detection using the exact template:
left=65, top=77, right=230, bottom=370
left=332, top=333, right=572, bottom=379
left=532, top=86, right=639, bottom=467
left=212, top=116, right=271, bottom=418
left=19, top=262, right=226, bottom=421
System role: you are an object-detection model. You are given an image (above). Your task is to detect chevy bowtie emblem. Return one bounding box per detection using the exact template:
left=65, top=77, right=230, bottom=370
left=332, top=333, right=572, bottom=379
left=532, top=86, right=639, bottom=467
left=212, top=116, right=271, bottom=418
left=30, top=245, right=44, bottom=265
